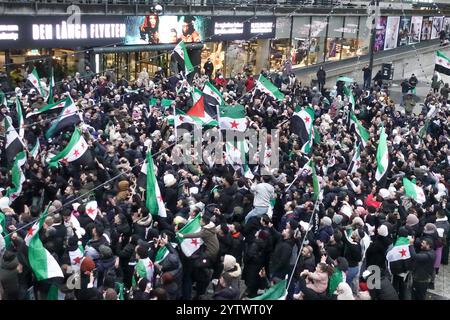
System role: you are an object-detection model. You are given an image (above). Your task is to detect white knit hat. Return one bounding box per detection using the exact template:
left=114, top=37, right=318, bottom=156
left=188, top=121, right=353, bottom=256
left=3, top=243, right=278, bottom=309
left=164, top=174, right=177, bottom=188
left=377, top=225, right=388, bottom=237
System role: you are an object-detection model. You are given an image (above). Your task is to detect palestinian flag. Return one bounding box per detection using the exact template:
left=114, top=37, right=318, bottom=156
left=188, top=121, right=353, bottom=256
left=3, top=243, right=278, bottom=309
left=386, top=236, right=412, bottom=275
left=173, top=41, right=195, bottom=84
left=5, top=117, right=24, bottom=166
left=85, top=200, right=98, bottom=221
left=144, top=151, right=167, bottom=218
left=435, top=50, right=450, bottom=75
left=255, top=74, right=285, bottom=101
left=149, top=97, right=174, bottom=109
left=343, top=85, right=356, bottom=110
left=203, top=81, right=224, bottom=108
left=30, top=140, right=40, bottom=159
left=348, top=143, right=361, bottom=174
left=218, top=105, right=247, bottom=132
left=47, top=127, right=92, bottom=167
left=69, top=242, right=84, bottom=272
left=251, top=279, right=287, bottom=300
left=26, top=96, right=70, bottom=118
left=47, top=68, right=55, bottom=104
left=349, top=112, right=370, bottom=148
left=403, top=177, right=426, bottom=204
left=290, top=106, right=315, bottom=152
left=26, top=206, right=64, bottom=281
left=6, top=151, right=26, bottom=204
left=45, top=97, right=82, bottom=139
left=27, top=66, right=46, bottom=97
left=188, top=88, right=218, bottom=127
left=177, top=214, right=204, bottom=257
left=15, top=97, right=25, bottom=139
left=135, top=257, right=154, bottom=282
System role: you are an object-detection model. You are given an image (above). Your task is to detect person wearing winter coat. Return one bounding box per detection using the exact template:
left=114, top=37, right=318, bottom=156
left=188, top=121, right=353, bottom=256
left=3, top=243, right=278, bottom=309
left=221, top=254, right=242, bottom=291
left=96, top=245, right=117, bottom=288
left=327, top=256, right=349, bottom=297
left=325, top=230, right=344, bottom=260
left=411, top=238, right=436, bottom=300
left=294, top=262, right=333, bottom=300
left=270, top=228, right=295, bottom=280
left=157, top=234, right=183, bottom=300
left=178, top=215, right=219, bottom=263
left=0, top=251, right=20, bottom=300
left=316, top=216, right=334, bottom=243
left=229, top=223, right=244, bottom=265
left=342, top=228, right=363, bottom=293
left=365, top=270, right=399, bottom=300
left=243, top=230, right=268, bottom=298
left=434, top=210, right=450, bottom=272
left=365, top=225, right=392, bottom=271
left=213, top=272, right=240, bottom=300
left=388, top=228, right=413, bottom=300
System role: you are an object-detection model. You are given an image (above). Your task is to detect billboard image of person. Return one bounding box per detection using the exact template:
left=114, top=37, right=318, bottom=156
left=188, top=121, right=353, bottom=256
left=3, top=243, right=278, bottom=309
left=180, top=16, right=201, bottom=43
left=432, top=16, right=444, bottom=39
left=421, top=17, right=432, bottom=41
left=398, top=16, right=411, bottom=47
left=374, top=16, right=387, bottom=52
left=140, top=14, right=160, bottom=44
left=410, top=16, right=422, bottom=44
left=384, top=16, right=400, bottom=50
left=443, top=17, right=450, bottom=34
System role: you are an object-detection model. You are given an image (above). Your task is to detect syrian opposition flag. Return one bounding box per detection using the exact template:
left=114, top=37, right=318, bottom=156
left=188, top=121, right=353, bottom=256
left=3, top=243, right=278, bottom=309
left=47, top=127, right=92, bottom=167
left=15, top=97, right=25, bottom=139
left=135, top=257, right=154, bottom=282
left=0, top=212, right=11, bottom=249
left=218, top=105, right=247, bottom=132
left=85, top=200, right=98, bottom=221
left=303, top=159, right=321, bottom=201
left=30, top=140, right=40, bottom=159
left=45, top=97, right=82, bottom=139
left=343, top=85, right=356, bottom=110
left=173, top=41, right=195, bottom=84
left=6, top=151, right=26, bottom=204
left=4, top=117, right=24, bottom=167
left=375, top=125, right=389, bottom=182
left=149, top=97, right=175, bottom=109
left=47, top=68, right=55, bottom=104
left=348, top=143, right=361, bottom=174
left=403, top=177, right=426, bottom=204
left=27, top=66, right=46, bottom=97
left=26, top=96, right=69, bottom=118
left=349, top=112, right=370, bottom=148
left=386, top=236, right=412, bottom=274
left=435, top=50, right=450, bottom=75
left=177, top=214, right=204, bottom=257
left=144, top=151, right=167, bottom=218
left=69, top=242, right=84, bottom=272
left=187, top=88, right=218, bottom=127
left=251, top=279, right=287, bottom=300
left=26, top=206, right=64, bottom=281
left=174, top=108, right=201, bottom=132
left=255, top=74, right=285, bottom=102
left=203, top=81, right=224, bottom=108
left=290, top=106, right=315, bottom=152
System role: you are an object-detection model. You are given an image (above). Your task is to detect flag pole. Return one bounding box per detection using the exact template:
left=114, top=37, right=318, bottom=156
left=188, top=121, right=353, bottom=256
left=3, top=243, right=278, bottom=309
left=286, top=195, right=321, bottom=292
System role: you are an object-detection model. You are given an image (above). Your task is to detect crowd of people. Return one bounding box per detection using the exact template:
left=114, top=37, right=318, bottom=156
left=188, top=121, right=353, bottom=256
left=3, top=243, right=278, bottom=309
left=0, top=54, right=449, bottom=301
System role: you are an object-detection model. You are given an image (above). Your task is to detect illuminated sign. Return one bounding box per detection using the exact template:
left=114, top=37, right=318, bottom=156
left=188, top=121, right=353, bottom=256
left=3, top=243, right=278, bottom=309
left=214, top=22, right=244, bottom=35
left=32, top=22, right=126, bottom=40
left=250, top=22, right=273, bottom=34
left=0, top=25, right=19, bottom=40
left=207, top=17, right=276, bottom=41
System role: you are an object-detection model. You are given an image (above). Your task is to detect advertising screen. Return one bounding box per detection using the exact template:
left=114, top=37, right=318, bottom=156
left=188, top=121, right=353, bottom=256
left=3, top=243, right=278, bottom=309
left=431, top=16, right=444, bottom=39
left=206, top=17, right=276, bottom=41
left=384, top=16, right=400, bottom=50
left=421, top=17, right=433, bottom=41
left=124, top=15, right=206, bottom=45
left=398, top=16, right=411, bottom=47
left=410, top=16, right=422, bottom=44
left=374, top=17, right=387, bottom=52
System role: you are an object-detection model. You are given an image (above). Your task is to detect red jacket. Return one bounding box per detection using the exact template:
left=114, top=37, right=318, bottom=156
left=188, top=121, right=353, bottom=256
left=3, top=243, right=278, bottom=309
left=245, top=77, right=255, bottom=92
left=215, top=77, right=227, bottom=88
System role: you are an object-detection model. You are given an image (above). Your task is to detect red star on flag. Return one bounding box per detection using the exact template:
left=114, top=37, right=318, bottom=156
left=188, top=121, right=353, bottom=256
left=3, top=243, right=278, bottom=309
left=27, top=226, right=35, bottom=237
left=191, top=239, right=199, bottom=246
left=356, top=160, right=361, bottom=167
left=304, top=116, right=310, bottom=124
left=230, top=120, right=239, bottom=129
left=265, top=151, right=271, bottom=158
left=148, top=260, right=153, bottom=268
left=399, top=248, right=407, bottom=257
left=179, top=116, right=184, bottom=121
left=157, top=194, right=164, bottom=202
left=73, top=149, right=79, bottom=157
left=33, top=80, right=37, bottom=84
left=86, top=207, right=95, bottom=215
left=73, top=256, right=82, bottom=265
left=61, top=157, right=68, bottom=164
left=64, top=108, right=72, bottom=115
left=11, top=194, right=18, bottom=199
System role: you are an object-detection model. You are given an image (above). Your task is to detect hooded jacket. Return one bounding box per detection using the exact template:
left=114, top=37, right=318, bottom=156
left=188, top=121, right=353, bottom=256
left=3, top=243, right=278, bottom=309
left=0, top=255, right=19, bottom=300
left=183, top=222, right=219, bottom=260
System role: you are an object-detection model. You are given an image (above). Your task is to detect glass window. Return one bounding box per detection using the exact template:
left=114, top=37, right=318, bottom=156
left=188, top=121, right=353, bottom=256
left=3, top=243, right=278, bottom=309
left=341, top=16, right=360, bottom=60
left=358, top=16, right=371, bottom=56
left=292, top=17, right=311, bottom=67
left=201, top=42, right=225, bottom=77
left=310, top=17, right=328, bottom=64
left=326, top=16, right=343, bottom=62
left=270, top=39, right=290, bottom=71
